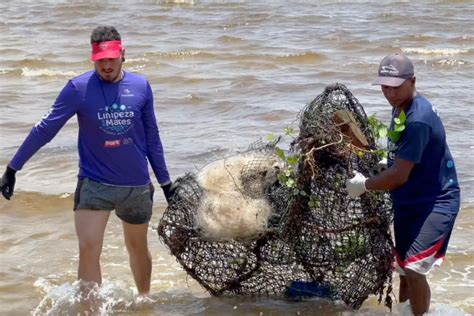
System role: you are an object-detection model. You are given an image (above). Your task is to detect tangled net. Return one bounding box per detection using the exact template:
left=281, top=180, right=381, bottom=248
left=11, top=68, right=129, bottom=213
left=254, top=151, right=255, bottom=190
left=158, top=83, right=394, bottom=310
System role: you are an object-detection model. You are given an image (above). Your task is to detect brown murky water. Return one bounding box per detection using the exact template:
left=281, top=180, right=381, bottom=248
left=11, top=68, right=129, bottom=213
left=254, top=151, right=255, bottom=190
left=1, top=1, right=473, bottom=314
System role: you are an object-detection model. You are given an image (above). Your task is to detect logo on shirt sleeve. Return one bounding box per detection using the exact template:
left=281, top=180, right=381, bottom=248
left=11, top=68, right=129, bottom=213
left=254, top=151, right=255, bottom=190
left=35, top=108, right=53, bottom=128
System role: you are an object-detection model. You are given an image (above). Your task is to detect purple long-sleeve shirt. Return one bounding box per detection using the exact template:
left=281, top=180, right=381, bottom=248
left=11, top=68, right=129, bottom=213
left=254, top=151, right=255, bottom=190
left=10, top=70, right=171, bottom=186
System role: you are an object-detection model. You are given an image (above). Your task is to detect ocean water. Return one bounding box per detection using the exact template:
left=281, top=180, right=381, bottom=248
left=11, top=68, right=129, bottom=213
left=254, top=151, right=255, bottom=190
left=0, top=0, right=473, bottom=315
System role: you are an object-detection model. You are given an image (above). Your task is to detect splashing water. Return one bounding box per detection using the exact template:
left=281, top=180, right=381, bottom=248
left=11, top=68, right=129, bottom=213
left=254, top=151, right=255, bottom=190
left=32, top=278, right=156, bottom=315
left=394, top=301, right=471, bottom=316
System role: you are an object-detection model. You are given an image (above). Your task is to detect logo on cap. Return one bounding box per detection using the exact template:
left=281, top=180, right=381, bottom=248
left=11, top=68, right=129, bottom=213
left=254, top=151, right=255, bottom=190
left=380, top=65, right=399, bottom=76
left=91, top=40, right=122, bottom=61
left=99, top=42, right=109, bottom=50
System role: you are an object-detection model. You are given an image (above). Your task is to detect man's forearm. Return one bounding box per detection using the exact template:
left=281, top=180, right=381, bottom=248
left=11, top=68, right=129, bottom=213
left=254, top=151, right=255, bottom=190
left=365, top=166, right=406, bottom=192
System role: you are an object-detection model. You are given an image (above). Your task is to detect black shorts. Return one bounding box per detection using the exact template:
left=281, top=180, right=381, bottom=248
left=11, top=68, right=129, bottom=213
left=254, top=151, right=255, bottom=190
left=74, top=178, right=154, bottom=225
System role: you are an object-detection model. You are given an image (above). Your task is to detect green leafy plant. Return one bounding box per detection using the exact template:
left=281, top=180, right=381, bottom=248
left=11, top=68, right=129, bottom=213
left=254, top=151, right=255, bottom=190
left=367, top=111, right=406, bottom=157
left=268, top=127, right=305, bottom=196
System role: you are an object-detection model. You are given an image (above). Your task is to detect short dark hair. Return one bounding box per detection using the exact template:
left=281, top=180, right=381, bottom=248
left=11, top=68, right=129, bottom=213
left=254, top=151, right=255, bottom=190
left=90, top=26, right=121, bottom=44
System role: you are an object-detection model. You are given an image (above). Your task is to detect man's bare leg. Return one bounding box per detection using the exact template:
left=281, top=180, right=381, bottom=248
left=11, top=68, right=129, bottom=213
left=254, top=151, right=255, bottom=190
left=75, top=210, right=110, bottom=284
left=405, top=268, right=431, bottom=315
left=399, top=275, right=410, bottom=302
left=122, top=221, right=152, bottom=294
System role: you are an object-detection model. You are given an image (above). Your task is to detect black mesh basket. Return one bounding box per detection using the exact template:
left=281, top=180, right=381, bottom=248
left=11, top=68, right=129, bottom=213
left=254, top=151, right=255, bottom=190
left=158, top=83, right=394, bottom=310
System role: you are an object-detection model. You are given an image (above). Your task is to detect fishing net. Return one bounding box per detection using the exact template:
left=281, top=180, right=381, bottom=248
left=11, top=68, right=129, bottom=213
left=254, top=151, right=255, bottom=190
left=158, top=83, right=394, bottom=310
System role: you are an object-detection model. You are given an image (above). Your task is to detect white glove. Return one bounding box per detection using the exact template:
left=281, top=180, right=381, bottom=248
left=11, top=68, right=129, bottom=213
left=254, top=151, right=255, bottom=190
left=345, top=171, right=368, bottom=198
left=377, top=158, right=388, bottom=174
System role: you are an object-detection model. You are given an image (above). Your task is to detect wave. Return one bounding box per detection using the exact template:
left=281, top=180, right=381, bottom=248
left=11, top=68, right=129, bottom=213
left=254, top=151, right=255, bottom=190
left=275, top=51, right=326, bottom=64
left=125, top=57, right=149, bottom=63
left=145, top=49, right=216, bottom=59
left=163, top=0, right=195, bottom=5
left=0, top=68, right=13, bottom=76
left=127, top=64, right=147, bottom=72
left=143, top=49, right=325, bottom=65
left=21, top=67, right=81, bottom=78
left=222, top=52, right=326, bottom=64
left=402, top=47, right=470, bottom=56
left=403, top=34, right=436, bottom=42
left=0, top=48, right=24, bottom=55
left=434, top=59, right=468, bottom=66
left=185, top=93, right=208, bottom=104
left=216, top=35, right=247, bottom=44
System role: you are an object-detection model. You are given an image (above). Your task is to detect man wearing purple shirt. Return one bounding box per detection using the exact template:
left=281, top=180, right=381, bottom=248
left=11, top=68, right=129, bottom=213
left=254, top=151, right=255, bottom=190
left=0, top=26, right=175, bottom=295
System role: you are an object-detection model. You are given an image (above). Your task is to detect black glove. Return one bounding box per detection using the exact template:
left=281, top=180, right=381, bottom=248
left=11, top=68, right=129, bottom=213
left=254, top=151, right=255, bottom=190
left=1, top=166, right=17, bottom=200
left=161, top=182, right=177, bottom=203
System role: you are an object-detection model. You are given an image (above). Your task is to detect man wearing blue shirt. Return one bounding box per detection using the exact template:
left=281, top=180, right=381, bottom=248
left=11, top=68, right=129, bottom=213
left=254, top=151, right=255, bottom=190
left=0, top=26, right=175, bottom=295
left=346, top=54, right=460, bottom=314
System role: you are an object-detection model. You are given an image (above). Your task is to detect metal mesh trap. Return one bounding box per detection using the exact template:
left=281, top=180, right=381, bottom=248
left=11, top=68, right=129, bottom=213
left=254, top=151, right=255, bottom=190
left=158, top=83, right=394, bottom=310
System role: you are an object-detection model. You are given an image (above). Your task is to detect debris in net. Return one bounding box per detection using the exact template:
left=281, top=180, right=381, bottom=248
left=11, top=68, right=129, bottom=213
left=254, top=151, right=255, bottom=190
left=195, top=154, right=282, bottom=241
left=158, top=83, right=394, bottom=310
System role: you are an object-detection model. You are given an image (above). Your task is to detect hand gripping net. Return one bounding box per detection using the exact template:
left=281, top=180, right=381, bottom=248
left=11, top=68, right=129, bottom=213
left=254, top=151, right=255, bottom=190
left=158, top=83, right=394, bottom=310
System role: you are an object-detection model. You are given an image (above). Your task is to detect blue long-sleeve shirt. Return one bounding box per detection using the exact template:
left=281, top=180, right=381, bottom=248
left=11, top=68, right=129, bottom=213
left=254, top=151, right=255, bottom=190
left=10, top=70, right=171, bottom=186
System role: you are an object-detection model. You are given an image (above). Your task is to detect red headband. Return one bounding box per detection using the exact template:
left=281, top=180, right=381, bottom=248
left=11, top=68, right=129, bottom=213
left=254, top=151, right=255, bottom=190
left=91, top=40, right=123, bottom=61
